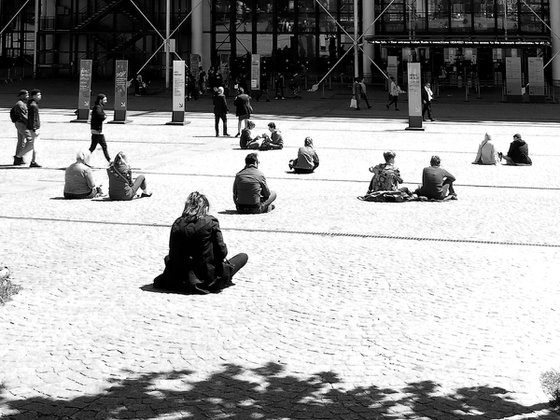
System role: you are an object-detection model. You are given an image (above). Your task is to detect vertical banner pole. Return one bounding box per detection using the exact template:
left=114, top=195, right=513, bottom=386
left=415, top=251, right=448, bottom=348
left=167, top=60, right=186, bottom=125
left=405, top=62, right=423, bottom=131
left=110, top=60, right=131, bottom=124
left=72, top=59, right=92, bottom=122
left=251, top=53, right=261, bottom=93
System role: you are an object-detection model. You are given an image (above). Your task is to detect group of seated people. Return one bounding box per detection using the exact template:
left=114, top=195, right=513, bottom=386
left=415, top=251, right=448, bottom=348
left=239, top=121, right=284, bottom=150
left=473, top=133, right=532, bottom=166
left=63, top=150, right=152, bottom=200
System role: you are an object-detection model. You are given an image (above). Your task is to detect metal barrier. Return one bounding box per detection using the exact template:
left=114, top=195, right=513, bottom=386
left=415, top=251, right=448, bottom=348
left=1, top=67, right=25, bottom=84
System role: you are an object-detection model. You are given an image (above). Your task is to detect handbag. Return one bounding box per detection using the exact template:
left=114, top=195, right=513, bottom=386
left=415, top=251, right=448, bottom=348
left=350, top=97, right=357, bottom=109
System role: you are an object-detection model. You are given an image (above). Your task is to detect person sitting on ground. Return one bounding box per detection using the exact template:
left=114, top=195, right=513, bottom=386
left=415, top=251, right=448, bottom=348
left=107, top=152, right=152, bottom=200
left=367, top=151, right=408, bottom=194
left=473, top=133, right=497, bottom=165
left=499, top=133, right=532, bottom=166
left=289, top=137, right=319, bottom=173
left=153, top=191, right=248, bottom=294
left=415, top=155, right=457, bottom=200
left=239, top=120, right=262, bottom=149
left=63, top=150, right=103, bottom=199
left=233, top=152, right=277, bottom=214
left=259, top=122, right=284, bottom=150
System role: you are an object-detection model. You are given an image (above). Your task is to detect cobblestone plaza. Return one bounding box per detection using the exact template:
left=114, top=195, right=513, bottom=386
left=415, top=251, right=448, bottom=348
left=1, top=88, right=560, bottom=419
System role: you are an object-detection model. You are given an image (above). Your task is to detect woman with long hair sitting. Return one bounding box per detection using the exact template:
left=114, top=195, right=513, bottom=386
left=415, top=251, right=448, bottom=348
left=107, top=151, right=152, bottom=200
left=154, top=192, right=248, bottom=294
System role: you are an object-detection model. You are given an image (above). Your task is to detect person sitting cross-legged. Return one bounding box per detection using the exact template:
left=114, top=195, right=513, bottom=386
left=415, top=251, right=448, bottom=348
left=289, top=137, right=319, bottom=173
left=259, top=122, right=284, bottom=150
left=499, top=133, right=532, bottom=166
left=367, top=151, right=410, bottom=194
left=233, top=152, right=277, bottom=214
left=107, top=152, right=152, bottom=200
left=473, top=133, right=498, bottom=165
left=153, top=191, right=248, bottom=294
left=63, top=150, right=103, bottom=199
left=415, top=155, right=457, bottom=200
left=239, top=120, right=262, bottom=149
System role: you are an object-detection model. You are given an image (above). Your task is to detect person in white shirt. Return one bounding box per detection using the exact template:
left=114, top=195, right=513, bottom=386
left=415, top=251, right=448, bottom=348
left=473, top=133, right=498, bottom=165
left=385, top=76, right=400, bottom=111
left=422, top=82, right=434, bottom=121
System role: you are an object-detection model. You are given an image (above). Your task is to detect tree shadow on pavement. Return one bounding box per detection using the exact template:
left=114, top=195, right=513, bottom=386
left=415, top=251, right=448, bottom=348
left=0, top=362, right=555, bottom=419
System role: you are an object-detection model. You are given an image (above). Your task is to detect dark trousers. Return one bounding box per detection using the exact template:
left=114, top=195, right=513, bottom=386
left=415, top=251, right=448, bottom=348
left=386, top=95, right=398, bottom=109
left=214, top=113, right=228, bottom=135
left=236, top=191, right=277, bottom=214
left=360, top=93, right=371, bottom=108
left=229, top=253, right=248, bottom=278
left=422, top=101, right=433, bottom=120
left=89, top=133, right=111, bottom=162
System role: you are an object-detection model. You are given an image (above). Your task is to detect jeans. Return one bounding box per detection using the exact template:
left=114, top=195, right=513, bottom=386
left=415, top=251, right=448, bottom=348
left=236, top=191, right=277, bottom=214
left=14, top=121, right=31, bottom=158
left=228, top=253, right=248, bottom=278
left=214, top=113, right=228, bottom=135
left=89, top=133, right=111, bottom=162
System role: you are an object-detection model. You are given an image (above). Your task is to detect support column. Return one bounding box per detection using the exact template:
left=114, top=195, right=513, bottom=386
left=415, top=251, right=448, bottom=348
left=191, top=0, right=203, bottom=59
left=362, top=0, right=374, bottom=82
left=551, top=0, right=560, bottom=90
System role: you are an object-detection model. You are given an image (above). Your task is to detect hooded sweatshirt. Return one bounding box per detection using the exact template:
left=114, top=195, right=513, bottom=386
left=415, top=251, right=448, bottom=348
left=507, top=139, right=532, bottom=165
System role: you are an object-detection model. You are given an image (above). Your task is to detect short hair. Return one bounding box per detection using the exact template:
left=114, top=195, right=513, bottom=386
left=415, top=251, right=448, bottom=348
left=513, top=133, right=522, bottom=139
left=17, top=89, right=28, bottom=97
left=383, top=151, right=396, bottom=162
left=76, top=150, right=91, bottom=164
left=182, top=191, right=210, bottom=222
left=95, top=93, right=106, bottom=104
left=30, top=89, right=41, bottom=97
left=304, top=137, right=313, bottom=147
left=245, top=152, right=259, bottom=165
left=246, top=120, right=255, bottom=129
left=430, top=155, right=441, bottom=166
left=268, top=122, right=276, bottom=129
left=217, top=86, right=224, bottom=94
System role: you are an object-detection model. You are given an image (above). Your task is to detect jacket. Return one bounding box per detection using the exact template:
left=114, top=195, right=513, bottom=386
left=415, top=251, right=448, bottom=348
left=154, top=215, right=229, bottom=292
left=507, top=139, right=532, bottom=165
left=294, top=146, right=319, bottom=171
left=233, top=164, right=270, bottom=206
left=473, top=138, right=497, bottom=165
left=13, top=100, right=28, bottom=124
left=27, top=99, right=40, bottom=131
left=233, top=93, right=252, bottom=117
left=107, top=161, right=134, bottom=200
left=90, top=103, right=106, bottom=132
left=213, top=93, right=229, bottom=115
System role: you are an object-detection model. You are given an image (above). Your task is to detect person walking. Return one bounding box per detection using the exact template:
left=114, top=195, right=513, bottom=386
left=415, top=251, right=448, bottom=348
left=12, top=89, right=29, bottom=166
left=386, top=76, right=400, bottom=111
left=233, top=87, right=252, bottom=137
left=352, top=77, right=362, bottom=110
left=359, top=77, right=371, bottom=109
left=89, top=93, right=111, bottom=163
left=213, top=87, right=230, bottom=137
left=233, top=152, right=277, bottom=214
left=25, top=89, right=42, bottom=168
left=422, top=82, right=435, bottom=121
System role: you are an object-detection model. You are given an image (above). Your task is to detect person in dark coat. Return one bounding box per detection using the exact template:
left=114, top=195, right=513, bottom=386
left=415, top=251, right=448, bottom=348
left=233, top=87, right=252, bottom=137
left=89, top=93, right=111, bottom=163
left=153, top=191, right=248, bottom=294
left=213, top=87, right=230, bottom=137
left=499, top=133, right=532, bottom=166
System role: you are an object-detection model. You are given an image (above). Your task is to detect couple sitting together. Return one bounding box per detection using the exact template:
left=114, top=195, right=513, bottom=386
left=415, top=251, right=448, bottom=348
left=63, top=150, right=152, bottom=200
left=239, top=121, right=283, bottom=150
left=362, top=152, right=456, bottom=202
left=473, top=133, right=532, bottom=166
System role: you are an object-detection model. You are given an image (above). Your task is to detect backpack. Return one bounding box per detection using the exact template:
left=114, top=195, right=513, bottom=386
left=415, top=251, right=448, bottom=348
left=9, top=106, right=18, bottom=123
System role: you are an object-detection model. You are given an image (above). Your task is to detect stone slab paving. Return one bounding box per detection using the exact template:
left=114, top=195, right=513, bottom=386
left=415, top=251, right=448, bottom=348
left=0, top=107, right=559, bottom=419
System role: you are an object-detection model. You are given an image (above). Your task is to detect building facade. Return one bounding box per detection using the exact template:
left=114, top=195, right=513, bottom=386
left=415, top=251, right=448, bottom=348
left=1, top=0, right=559, bottom=91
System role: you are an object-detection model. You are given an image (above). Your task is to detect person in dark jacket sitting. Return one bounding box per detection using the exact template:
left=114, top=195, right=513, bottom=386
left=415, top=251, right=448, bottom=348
left=107, top=152, right=152, bottom=200
left=259, top=122, right=284, bottom=150
left=499, top=133, right=532, bottom=166
left=233, top=153, right=277, bottom=213
left=89, top=93, right=111, bottom=163
left=153, top=191, right=248, bottom=294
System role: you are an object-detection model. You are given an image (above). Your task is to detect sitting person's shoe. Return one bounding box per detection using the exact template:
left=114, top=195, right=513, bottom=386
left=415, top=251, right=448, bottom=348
left=13, top=156, right=24, bottom=166
left=30, top=161, right=42, bottom=168
left=141, top=192, right=153, bottom=198
left=267, top=204, right=275, bottom=212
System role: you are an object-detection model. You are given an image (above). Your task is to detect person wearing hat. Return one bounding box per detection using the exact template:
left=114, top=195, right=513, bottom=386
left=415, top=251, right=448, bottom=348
left=25, top=89, right=42, bottom=168
left=12, top=89, right=29, bottom=166
left=89, top=93, right=111, bottom=163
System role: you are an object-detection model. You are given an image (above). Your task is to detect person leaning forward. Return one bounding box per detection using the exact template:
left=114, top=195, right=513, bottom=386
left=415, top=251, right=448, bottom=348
left=233, top=153, right=277, bottom=214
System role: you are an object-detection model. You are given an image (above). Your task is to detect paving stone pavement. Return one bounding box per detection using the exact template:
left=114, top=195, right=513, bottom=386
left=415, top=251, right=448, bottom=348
left=1, top=100, right=560, bottom=419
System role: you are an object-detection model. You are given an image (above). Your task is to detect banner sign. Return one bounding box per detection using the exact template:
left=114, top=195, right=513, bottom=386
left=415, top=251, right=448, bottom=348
left=113, top=60, right=129, bottom=122
left=77, top=59, right=92, bottom=121
left=505, top=57, right=522, bottom=96
left=528, top=57, right=544, bottom=96
left=170, top=60, right=186, bottom=124
left=251, top=53, right=260, bottom=90
left=406, top=62, right=423, bottom=130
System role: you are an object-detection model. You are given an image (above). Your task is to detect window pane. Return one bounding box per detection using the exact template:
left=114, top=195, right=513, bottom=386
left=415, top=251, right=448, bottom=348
left=298, top=0, right=315, bottom=33
left=497, top=0, right=518, bottom=32
left=427, top=0, right=449, bottom=32
left=474, top=0, right=496, bottom=32
left=215, top=0, right=231, bottom=31
left=381, top=0, right=404, bottom=33
left=318, top=0, right=337, bottom=34
left=278, top=0, right=295, bottom=33
left=451, top=0, right=472, bottom=32
left=519, top=0, right=548, bottom=33
left=256, top=0, right=273, bottom=32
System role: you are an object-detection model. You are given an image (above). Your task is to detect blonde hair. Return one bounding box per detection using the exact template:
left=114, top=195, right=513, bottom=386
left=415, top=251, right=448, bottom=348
left=182, top=191, right=210, bottom=222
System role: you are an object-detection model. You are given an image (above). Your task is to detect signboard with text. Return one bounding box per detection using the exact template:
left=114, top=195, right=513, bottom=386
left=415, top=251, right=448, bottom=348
left=76, top=59, right=92, bottom=121
left=251, top=53, right=260, bottom=90
left=505, top=57, right=522, bottom=96
left=113, top=60, right=129, bottom=123
left=169, top=60, right=186, bottom=124
left=406, top=62, right=423, bottom=130
left=528, top=57, right=545, bottom=96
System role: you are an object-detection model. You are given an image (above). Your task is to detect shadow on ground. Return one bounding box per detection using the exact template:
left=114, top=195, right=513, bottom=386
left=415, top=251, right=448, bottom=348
left=0, top=362, right=555, bottom=419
